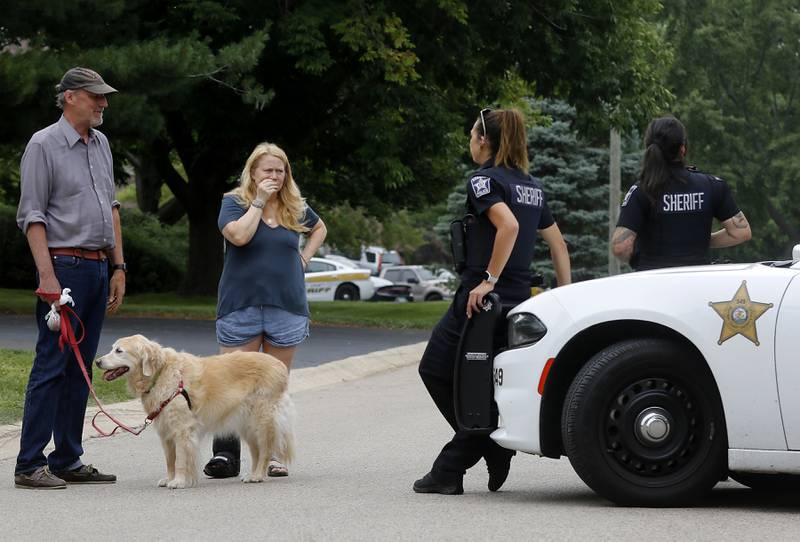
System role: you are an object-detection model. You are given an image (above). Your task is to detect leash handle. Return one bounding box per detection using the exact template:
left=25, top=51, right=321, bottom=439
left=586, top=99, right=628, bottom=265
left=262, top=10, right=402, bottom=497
left=35, top=288, right=61, bottom=302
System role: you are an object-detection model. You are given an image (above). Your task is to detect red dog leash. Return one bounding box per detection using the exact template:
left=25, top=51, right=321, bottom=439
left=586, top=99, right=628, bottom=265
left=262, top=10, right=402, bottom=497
left=36, top=289, right=184, bottom=437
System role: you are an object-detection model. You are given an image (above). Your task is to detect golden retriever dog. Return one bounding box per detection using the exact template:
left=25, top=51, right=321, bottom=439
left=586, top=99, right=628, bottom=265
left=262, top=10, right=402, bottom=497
left=96, top=334, right=295, bottom=489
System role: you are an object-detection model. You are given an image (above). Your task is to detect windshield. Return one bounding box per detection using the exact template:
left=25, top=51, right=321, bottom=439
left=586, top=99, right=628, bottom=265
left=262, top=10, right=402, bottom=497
left=417, top=268, right=435, bottom=280
left=760, top=260, right=796, bottom=269
left=382, top=252, right=402, bottom=264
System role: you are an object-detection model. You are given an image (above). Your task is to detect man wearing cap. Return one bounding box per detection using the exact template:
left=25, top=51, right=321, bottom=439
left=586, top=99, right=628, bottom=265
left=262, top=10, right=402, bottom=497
left=14, top=67, right=126, bottom=489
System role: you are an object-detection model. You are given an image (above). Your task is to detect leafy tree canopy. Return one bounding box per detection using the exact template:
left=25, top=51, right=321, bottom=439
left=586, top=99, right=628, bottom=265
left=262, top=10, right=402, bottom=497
left=1, top=0, right=671, bottom=292
left=664, top=0, right=800, bottom=260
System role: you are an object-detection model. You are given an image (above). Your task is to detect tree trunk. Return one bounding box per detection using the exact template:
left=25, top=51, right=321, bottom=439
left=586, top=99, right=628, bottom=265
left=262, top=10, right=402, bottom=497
left=125, top=149, right=164, bottom=214
left=183, top=200, right=224, bottom=294
left=763, top=196, right=800, bottom=244
left=608, top=128, right=621, bottom=276
left=135, top=158, right=163, bottom=214
left=157, top=197, right=186, bottom=225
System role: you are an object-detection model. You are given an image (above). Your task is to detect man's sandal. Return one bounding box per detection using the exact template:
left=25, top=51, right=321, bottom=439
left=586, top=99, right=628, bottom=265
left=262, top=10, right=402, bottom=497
left=267, top=459, right=288, bottom=477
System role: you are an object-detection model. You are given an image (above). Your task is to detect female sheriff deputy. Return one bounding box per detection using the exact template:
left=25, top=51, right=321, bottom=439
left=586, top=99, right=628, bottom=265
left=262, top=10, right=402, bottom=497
left=612, top=116, right=751, bottom=269
left=414, top=108, right=571, bottom=495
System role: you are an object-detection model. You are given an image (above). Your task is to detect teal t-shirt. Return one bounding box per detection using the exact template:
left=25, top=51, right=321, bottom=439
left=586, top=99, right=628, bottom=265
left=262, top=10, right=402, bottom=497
left=216, top=195, right=319, bottom=318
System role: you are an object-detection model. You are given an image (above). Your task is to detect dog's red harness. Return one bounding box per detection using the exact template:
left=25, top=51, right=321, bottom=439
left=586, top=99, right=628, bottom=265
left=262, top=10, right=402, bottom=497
left=36, top=289, right=189, bottom=437
left=146, top=380, right=191, bottom=421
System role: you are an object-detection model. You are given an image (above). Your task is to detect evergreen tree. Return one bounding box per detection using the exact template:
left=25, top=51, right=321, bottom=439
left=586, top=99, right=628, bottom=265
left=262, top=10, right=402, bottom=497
left=530, top=100, right=640, bottom=283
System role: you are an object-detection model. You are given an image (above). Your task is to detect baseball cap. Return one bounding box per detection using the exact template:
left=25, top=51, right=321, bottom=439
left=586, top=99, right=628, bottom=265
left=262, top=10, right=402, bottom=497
left=56, top=67, right=118, bottom=95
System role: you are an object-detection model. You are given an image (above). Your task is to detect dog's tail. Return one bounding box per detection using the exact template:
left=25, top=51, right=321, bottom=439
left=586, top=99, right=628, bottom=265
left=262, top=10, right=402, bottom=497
left=273, top=391, right=296, bottom=464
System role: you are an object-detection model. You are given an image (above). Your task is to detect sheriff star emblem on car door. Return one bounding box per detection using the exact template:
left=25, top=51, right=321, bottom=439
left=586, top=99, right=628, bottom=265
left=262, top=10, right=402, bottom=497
left=708, top=280, right=773, bottom=346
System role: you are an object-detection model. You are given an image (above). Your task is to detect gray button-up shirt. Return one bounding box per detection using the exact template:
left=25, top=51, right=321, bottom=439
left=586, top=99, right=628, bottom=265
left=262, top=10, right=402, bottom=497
left=16, top=115, right=120, bottom=250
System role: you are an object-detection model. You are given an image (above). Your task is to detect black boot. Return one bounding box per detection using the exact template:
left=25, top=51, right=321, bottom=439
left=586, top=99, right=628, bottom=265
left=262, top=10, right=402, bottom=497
left=204, top=436, right=241, bottom=478
left=413, top=471, right=464, bottom=495
left=486, top=448, right=516, bottom=492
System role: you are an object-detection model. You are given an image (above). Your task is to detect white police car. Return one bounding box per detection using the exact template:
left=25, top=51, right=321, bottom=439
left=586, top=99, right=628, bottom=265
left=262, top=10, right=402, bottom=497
left=304, top=257, right=380, bottom=301
left=492, top=245, right=800, bottom=506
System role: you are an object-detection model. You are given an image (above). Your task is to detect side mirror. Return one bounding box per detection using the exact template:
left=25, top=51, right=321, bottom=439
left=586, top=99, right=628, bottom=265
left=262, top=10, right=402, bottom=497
left=793, top=244, right=800, bottom=261
left=407, top=277, right=419, bottom=284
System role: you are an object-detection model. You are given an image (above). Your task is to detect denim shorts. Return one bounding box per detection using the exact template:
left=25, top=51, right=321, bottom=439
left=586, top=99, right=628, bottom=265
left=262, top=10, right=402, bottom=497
left=216, top=305, right=310, bottom=348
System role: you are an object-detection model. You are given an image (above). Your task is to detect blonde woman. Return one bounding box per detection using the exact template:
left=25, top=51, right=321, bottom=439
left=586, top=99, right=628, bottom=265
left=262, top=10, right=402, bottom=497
left=205, top=143, right=327, bottom=479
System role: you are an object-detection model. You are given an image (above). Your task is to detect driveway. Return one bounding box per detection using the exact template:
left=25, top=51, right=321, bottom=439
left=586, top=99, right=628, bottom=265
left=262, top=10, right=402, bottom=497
left=1, top=363, right=797, bottom=540
left=0, top=315, right=430, bottom=369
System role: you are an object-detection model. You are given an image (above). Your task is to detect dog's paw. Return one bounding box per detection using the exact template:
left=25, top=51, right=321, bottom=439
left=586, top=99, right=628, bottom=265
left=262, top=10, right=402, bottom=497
left=241, top=473, right=264, bottom=483
left=157, top=478, right=169, bottom=487
left=167, top=478, right=187, bottom=489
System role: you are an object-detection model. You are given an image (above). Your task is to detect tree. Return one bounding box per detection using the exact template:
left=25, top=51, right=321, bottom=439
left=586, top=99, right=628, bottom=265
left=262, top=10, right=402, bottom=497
left=663, top=0, right=800, bottom=260
left=1, top=0, right=672, bottom=293
left=316, top=203, right=380, bottom=259
left=530, top=100, right=641, bottom=283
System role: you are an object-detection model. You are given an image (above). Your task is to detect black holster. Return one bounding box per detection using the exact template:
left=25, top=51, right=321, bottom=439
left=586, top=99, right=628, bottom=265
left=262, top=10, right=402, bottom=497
left=449, top=214, right=474, bottom=273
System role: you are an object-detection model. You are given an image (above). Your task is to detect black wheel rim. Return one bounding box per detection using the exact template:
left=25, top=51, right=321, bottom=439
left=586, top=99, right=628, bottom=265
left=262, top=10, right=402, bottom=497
left=338, top=286, right=356, bottom=300
left=602, top=377, right=707, bottom=486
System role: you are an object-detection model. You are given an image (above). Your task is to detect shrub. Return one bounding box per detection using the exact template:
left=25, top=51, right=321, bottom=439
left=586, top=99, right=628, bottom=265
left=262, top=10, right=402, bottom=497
left=0, top=203, right=187, bottom=293
left=0, top=203, right=36, bottom=289
left=119, top=207, right=187, bottom=294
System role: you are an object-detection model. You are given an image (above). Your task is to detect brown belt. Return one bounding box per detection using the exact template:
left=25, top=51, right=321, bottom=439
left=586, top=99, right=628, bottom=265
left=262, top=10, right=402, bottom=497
left=49, top=247, right=108, bottom=261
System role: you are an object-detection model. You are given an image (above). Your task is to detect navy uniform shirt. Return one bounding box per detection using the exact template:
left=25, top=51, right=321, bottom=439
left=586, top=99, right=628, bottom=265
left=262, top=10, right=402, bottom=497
left=463, top=159, right=554, bottom=303
left=216, top=195, right=319, bottom=318
left=617, top=164, right=739, bottom=270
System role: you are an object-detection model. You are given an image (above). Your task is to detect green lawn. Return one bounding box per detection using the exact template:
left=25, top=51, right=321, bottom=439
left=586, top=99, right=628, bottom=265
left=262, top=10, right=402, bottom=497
left=0, top=288, right=446, bottom=425
left=0, top=348, right=132, bottom=425
left=0, top=288, right=448, bottom=329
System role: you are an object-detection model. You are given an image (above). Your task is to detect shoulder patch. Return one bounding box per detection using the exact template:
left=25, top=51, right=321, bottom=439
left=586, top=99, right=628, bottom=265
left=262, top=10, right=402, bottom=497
left=621, top=185, right=638, bottom=207
left=470, top=175, right=492, bottom=198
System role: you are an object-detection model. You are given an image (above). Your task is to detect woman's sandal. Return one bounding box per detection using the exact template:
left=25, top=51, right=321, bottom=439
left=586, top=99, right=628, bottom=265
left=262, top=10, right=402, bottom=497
left=267, top=459, right=288, bottom=477
left=203, top=452, right=240, bottom=478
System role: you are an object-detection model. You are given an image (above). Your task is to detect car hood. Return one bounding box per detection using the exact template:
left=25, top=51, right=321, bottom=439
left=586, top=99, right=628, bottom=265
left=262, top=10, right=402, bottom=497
left=506, top=261, right=800, bottom=358
left=370, top=277, right=394, bottom=288
left=510, top=261, right=800, bottom=321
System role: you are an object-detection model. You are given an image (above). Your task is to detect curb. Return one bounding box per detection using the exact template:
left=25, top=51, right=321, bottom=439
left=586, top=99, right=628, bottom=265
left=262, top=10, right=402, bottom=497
left=0, top=341, right=426, bottom=461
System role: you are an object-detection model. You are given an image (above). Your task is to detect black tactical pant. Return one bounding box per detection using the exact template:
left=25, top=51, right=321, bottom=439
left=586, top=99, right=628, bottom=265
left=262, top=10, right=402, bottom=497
left=418, top=288, right=512, bottom=482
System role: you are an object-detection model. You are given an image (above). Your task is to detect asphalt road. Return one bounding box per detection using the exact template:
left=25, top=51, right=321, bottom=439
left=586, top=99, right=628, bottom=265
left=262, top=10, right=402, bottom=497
left=1, top=364, right=798, bottom=541
left=0, top=315, right=430, bottom=368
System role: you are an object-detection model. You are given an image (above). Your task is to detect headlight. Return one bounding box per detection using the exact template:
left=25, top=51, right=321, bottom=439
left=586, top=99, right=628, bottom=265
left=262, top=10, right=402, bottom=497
left=508, top=312, right=547, bottom=348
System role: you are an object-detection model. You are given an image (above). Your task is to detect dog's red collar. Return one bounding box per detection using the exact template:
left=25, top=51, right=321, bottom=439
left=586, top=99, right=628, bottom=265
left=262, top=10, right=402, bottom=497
left=146, top=380, right=192, bottom=421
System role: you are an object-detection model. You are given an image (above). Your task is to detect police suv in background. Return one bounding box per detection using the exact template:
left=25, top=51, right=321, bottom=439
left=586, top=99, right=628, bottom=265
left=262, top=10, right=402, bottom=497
left=359, top=245, right=404, bottom=276
left=380, top=265, right=452, bottom=301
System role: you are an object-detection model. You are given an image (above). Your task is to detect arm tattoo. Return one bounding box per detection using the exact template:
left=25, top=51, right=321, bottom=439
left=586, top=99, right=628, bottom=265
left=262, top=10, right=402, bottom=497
left=732, top=211, right=749, bottom=229
left=611, top=227, right=636, bottom=262
left=612, top=228, right=636, bottom=245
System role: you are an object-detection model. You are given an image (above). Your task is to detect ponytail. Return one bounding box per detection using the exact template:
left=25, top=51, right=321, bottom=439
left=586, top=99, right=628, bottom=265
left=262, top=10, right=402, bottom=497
left=639, top=116, right=687, bottom=204
left=482, top=108, right=529, bottom=172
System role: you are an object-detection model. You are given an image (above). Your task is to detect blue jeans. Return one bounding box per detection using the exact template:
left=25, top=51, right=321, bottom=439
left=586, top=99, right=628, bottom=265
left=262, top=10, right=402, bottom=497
left=15, top=256, right=108, bottom=475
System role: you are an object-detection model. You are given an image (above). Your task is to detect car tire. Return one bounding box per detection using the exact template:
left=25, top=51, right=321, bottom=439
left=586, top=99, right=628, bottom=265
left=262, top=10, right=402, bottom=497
left=562, top=338, right=727, bottom=507
left=334, top=283, right=360, bottom=301
left=730, top=472, right=800, bottom=491
left=424, top=292, right=443, bottom=301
